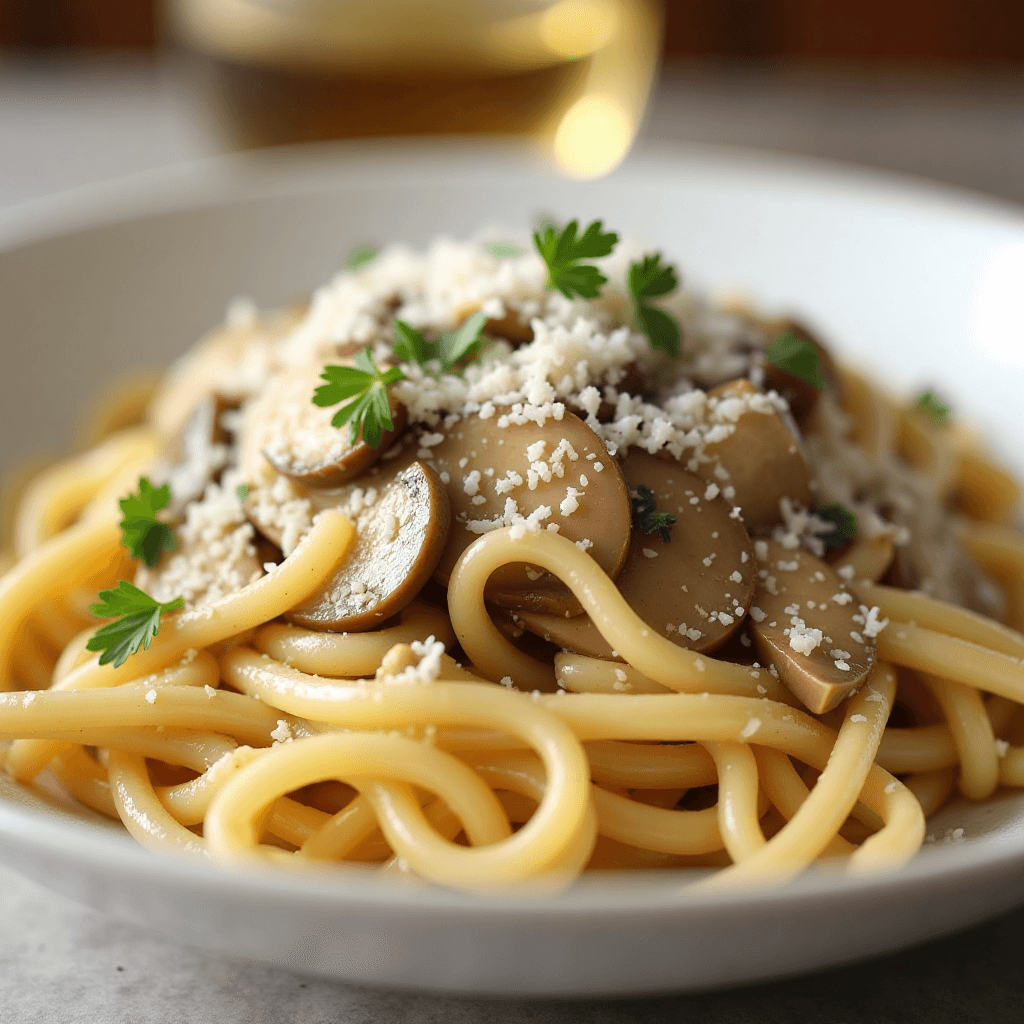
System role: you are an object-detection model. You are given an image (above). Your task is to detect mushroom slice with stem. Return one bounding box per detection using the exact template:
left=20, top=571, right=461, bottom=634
left=516, top=451, right=755, bottom=657
left=425, top=410, right=631, bottom=615
left=695, top=378, right=813, bottom=530
left=749, top=539, right=877, bottom=714
left=285, top=461, right=450, bottom=632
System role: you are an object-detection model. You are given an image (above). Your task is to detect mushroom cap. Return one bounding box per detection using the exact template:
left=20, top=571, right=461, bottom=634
left=247, top=360, right=406, bottom=489
left=517, top=451, right=755, bottom=657
left=426, top=410, right=632, bottom=615
left=749, top=539, right=876, bottom=714
left=286, top=460, right=451, bottom=632
left=696, top=378, right=814, bottom=529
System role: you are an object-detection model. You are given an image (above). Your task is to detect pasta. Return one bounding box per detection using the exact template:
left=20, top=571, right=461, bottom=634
left=2, top=229, right=1023, bottom=894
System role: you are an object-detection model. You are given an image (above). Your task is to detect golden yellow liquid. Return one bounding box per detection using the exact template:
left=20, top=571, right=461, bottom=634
left=166, top=0, right=662, bottom=178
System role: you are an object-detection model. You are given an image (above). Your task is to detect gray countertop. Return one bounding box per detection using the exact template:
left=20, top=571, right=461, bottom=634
left=1, top=53, right=1023, bottom=1021
left=4, top=865, right=1024, bottom=1023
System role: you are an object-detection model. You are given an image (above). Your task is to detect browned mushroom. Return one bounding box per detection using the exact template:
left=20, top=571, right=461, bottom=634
left=695, top=378, right=813, bottom=529
left=748, top=539, right=877, bottom=714
left=241, top=362, right=407, bottom=490
left=484, top=310, right=534, bottom=347
left=285, top=461, right=451, bottom=632
left=760, top=317, right=842, bottom=427
left=425, top=409, right=631, bottom=615
left=242, top=430, right=423, bottom=553
left=160, top=393, right=239, bottom=519
left=516, top=450, right=755, bottom=657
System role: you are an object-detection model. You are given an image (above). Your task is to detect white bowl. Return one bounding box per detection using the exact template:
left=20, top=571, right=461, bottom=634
left=2, top=140, right=1024, bottom=997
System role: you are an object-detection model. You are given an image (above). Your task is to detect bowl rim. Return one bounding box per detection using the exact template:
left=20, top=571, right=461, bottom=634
left=1, top=135, right=1022, bottom=256
left=2, top=136, right=1024, bottom=921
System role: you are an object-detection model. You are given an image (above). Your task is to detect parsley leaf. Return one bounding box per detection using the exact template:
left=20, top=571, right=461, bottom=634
left=119, top=477, right=175, bottom=568
left=236, top=484, right=249, bottom=502
left=392, top=320, right=433, bottom=366
left=313, top=348, right=406, bottom=448
left=85, top=581, right=184, bottom=668
left=532, top=219, right=619, bottom=299
left=485, top=241, right=523, bottom=259
left=439, top=311, right=489, bottom=368
left=765, top=331, right=827, bottom=390
left=914, top=390, right=951, bottom=426
left=814, top=504, right=857, bottom=550
left=345, top=243, right=377, bottom=271
left=628, top=253, right=682, bottom=356
left=392, top=311, right=488, bottom=372
left=631, top=485, right=677, bottom=543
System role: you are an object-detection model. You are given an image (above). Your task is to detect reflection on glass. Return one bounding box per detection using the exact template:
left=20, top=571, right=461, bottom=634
left=166, top=0, right=662, bottom=178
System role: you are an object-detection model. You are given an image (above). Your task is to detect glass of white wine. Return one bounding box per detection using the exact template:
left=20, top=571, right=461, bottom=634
left=165, top=0, right=663, bottom=178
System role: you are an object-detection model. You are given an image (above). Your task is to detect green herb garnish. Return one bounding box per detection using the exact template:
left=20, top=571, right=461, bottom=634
left=914, top=390, right=951, bottom=426
left=765, top=331, right=826, bottom=390
left=236, top=484, right=249, bottom=502
left=313, top=348, right=406, bottom=448
left=533, top=219, right=619, bottom=299
left=393, top=311, right=489, bottom=373
left=119, top=477, right=175, bottom=568
left=485, top=241, right=524, bottom=259
left=85, top=581, right=184, bottom=668
left=345, top=243, right=378, bottom=272
left=631, top=485, right=676, bottom=543
left=628, top=253, right=682, bottom=357
left=814, top=504, right=857, bottom=550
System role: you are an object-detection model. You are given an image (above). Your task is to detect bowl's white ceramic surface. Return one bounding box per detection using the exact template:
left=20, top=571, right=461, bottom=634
left=2, top=141, right=1024, bottom=997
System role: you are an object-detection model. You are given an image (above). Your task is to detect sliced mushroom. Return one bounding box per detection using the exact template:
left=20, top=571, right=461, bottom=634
left=696, top=378, right=813, bottom=529
left=285, top=461, right=450, bottom=632
left=485, top=310, right=534, bottom=347
left=749, top=539, right=876, bottom=714
left=760, top=317, right=842, bottom=427
left=516, top=451, right=755, bottom=657
left=239, top=361, right=407, bottom=490
left=242, top=431, right=424, bottom=555
left=513, top=609, right=615, bottom=660
left=424, top=410, right=631, bottom=614
left=158, top=393, right=238, bottom=519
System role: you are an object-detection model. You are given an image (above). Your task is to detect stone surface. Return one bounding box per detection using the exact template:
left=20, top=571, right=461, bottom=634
left=2, top=863, right=1024, bottom=1023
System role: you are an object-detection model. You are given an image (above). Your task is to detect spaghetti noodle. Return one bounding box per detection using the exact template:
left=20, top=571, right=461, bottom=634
left=2, top=231, right=1023, bottom=893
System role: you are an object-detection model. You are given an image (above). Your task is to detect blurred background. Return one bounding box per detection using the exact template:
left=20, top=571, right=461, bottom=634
left=0, top=0, right=1022, bottom=206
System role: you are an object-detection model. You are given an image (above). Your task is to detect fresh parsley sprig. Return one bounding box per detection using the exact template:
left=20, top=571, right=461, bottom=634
left=313, top=348, right=406, bottom=449
left=533, top=219, right=619, bottom=299
left=814, top=503, right=857, bottom=550
left=631, top=485, right=676, bottom=543
left=392, top=310, right=488, bottom=372
left=765, top=331, right=827, bottom=390
left=914, top=390, right=951, bottom=426
left=85, top=581, right=184, bottom=668
left=119, top=477, right=175, bottom=568
left=628, top=253, right=682, bottom=357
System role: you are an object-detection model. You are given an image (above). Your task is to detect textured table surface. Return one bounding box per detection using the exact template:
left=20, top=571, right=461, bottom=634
left=1, top=54, right=1023, bottom=1022
left=3, top=866, right=1024, bottom=1024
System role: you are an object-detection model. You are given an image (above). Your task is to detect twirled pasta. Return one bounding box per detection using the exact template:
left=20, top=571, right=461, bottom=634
left=4, top=235, right=1024, bottom=896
